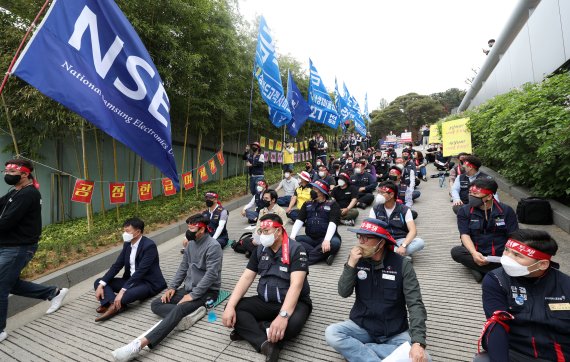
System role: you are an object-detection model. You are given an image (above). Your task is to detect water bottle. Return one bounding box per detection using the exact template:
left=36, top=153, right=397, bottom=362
left=205, top=298, right=216, bottom=322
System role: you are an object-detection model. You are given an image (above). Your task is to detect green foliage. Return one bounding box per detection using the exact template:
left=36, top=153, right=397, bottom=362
left=430, top=88, right=466, bottom=115
left=25, top=163, right=302, bottom=277
left=465, top=72, right=570, bottom=200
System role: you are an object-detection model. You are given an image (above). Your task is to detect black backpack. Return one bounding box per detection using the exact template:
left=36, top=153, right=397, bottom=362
left=231, top=232, right=257, bottom=256
left=516, top=197, right=553, bottom=225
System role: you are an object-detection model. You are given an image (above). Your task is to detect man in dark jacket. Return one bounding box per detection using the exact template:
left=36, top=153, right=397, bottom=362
left=325, top=218, right=429, bottom=361
left=0, top=159, right=68, bottom=344
left=94, top=218, right=167, bottom=321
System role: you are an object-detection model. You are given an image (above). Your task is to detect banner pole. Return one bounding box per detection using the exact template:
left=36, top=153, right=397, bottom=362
left=0, top=0, right=51, bottom=97
left=246, top=63, right=255, bottom=194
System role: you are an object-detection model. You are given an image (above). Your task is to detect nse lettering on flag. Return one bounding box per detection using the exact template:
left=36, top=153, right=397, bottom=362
left=109, top=182, right=126, bottom=204
left=11, top=0, right=179, bottom=189
left=308, top=59, right=339, bottom=129
left=71, top=179, right=95, bottom=203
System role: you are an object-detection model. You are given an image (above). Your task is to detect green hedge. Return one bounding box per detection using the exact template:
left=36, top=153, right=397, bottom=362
left=464, top=71, right=570, bottom=201
left=26, top=163, right=302, bottom=277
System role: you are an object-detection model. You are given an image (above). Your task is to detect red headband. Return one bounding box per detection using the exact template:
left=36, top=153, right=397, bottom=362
left=205, top=192, right=218, bottom=199
left=463, top=161, right=476, bottom=169
left=260, top=220, right=283, bottom=229
left=379, top=186, right=396, bottom=194
left=188, top=222, right=208, bottom=229
left=259, top=220, right=290, bottom=264
left=506, top=238, right=552, bottom=261
left=389, top=168, right=402, bottom=176
left=5, top=164, right=31, bottom=173
left=469, top=186, right=494, bottom=195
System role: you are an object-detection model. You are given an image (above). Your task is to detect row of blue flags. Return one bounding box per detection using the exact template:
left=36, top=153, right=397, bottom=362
left=254, top=17, right=369, bottom=137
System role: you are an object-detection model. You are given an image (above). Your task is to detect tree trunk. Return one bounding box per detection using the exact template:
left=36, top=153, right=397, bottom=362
left=80, top=121, right=92, bottom=232
left=195, top=131, right=202, bottom=196
left=180, top=97, right=190, bottom=200
left=112, top=139, right=119, bottom=222
left=93, top=129, right=105, bottom=218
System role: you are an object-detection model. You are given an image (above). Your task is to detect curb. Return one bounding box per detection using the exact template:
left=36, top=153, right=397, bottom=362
left=7, top=186, right=261, bottom=317
left=481, top=166, right=570, bottom=233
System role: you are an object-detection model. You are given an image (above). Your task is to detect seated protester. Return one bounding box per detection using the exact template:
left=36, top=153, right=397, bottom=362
left=327, top=154, right=336, bottom=171
left=350, top=161, right=376, bottom=209
left=370, top=181, right=425, bottom=257
left=331, top=173, right=359, bottom=227
left=325, top=219, right=429, bottom=362
left=290, top=180, right=342, bottom=265
left=112, top=214, right=222, bottom=362
left=241, top=179, right=268, bottom=224
left=316, top=165, right=336, bottom=189
left=304, top=161, right=317, bottom=181
left=275, top=171, right=299, bottom=207
left=341, top=155, right=354, bottom=174
left=286, top=171, right=312, bottom=221
left=359, top=157, right=377, bottom=180
left=386, top=147, right=397, bottom=163
left=254, top=189, right=288, bottom=243
left=448, top=152, right=469, bottom=190
left=202, top=191, right=229, bottom=248
left=395, top=156, right=420, bottom=200
left=451, top=155, right=496, bottom=215
left=402, top=143, right=416, bottom=156
left=450, top=179, right=518, bottom=283
left=331, top=160, right=343, bottom=183
left=424, top=144, right=438, bottom=163
left=475, top=229, right=570, bottom=362
left=414, top=151, right=428, bottom=182
left=389, top=165, right=420, bottom=208
left=94, top=218, right=167, bottom=322
left=371, top=150, right=390, bottom=181
left=222, top=214, right=312, bottom=362
left=434, top=145, right=455, bottom=171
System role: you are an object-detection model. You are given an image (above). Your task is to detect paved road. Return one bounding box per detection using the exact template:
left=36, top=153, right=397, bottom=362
left=2, top=163, right=569, bottom=361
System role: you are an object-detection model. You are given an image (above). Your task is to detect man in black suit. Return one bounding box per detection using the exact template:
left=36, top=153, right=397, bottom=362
left=93, top=218, right=166, bottom=322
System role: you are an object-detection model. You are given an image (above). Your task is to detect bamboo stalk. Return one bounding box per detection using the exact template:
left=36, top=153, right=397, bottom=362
left=80, top=121, right=92, bottom=232
left=195, top=130, right=202, bottom=196
left=93, top=129, right=105, bottom=217
left=180, top=97, right=190, bottom=200
left=136, top=155, right=141, bottom=213
left=112, top=139, right=119, bottom=222
left=219, top=117, right=224, bottom=183
left=1, top=94, right=19, bottom=156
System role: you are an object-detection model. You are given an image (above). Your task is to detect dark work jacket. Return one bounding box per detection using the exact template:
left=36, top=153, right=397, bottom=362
left=203, top=205, right=228, bottom=241
left=373, top=203, right=410, bottom=240
left=256, top=239, right=312, bottom=307
left=305, top=200, right=334, bottom=239
left=101, top=236, right=167, bottom=293
left=350, top=172, right=376, bottom=193
left=243, top=153, right=264, bottom=176
left=458, top=171, right=491, bottom=204
left=350, top=251, right=408, bottom=338
left=0, top=185, right=42, bottom=246
left=487, top=267, right=570, bottom=361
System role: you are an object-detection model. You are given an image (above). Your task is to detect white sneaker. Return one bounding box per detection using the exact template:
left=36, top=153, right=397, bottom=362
left=46, top=288, right=69, bottom=314
left=0, top=331, right=7, bottom=342
left=112, top=339, right=141, bottom=362
left=175, top=306, right=206, bottom=331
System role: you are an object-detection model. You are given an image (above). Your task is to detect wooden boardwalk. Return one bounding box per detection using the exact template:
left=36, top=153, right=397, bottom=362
left=2, top=163, right=569, bottom=361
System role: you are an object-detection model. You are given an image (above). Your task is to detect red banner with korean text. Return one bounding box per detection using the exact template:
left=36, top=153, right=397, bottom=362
left=217, top=151, right=225, bottom=166
left=138, top=181, right=153, bottom=201
left=71, top=179, right=95, bottom=203
left=182, top=172, right=194, bottom=190
left=198, top=165, right=208, bottom=182
left=162, top=178, right=176, bottom=196
left=109, top=182, right=126, bottom=204
left=208, top=159, right=217, bottom=175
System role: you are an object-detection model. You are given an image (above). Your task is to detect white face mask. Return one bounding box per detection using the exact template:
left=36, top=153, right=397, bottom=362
left=354, top=168, right=362, bottom=174
left=375, top=194, right=386, bottom=205
left=259, top=232, right=276, bottom=247
left=316, top=161, right=322, bottom=166
left=284, top=172, right=291, bottom=179
left=256, top=185, right=264, bottom=193
left=500, top=254, right=541, bottom=277
left=318, top=171, right=325, bottom=178
left=337, top=179, right=346, bottom=187
left=122, top=232, right=134, bottom=242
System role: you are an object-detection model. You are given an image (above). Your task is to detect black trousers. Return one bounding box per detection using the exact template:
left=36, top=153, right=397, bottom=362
left=145, top=288, right=217, bottom=348
left=357, top=192, right=374, bottom=206
left=93, top=277, right=156, bottom=307
left=234, top=295, right=311, bottom=352
left=450, top=245, right=501, bottom=274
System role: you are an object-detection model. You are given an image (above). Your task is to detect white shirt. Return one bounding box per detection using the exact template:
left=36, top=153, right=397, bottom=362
left=129, top=237, right=141, bottom=276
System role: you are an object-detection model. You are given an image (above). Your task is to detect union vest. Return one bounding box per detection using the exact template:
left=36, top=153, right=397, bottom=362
left=458, top=171, right=491, bottom=204
left=316, top=141, right=327, bottom=157
left=350, top=251, right=408, bottom=338
left=256, top=240, right=311, bottom=305
left=467, top=201, right=508, bottom=256
left=247, top=154, right=264, bottom=176
left=489, top=267, right=570, bottom=361
left=373, top=203, right=410, bottom=240
left=254, top=192, right=265, bottom=212
left=203, top=205, right=228, bottom=241
left=350, top=172, right=373, bottom=190
left=304, top=200, right=334, bottom=239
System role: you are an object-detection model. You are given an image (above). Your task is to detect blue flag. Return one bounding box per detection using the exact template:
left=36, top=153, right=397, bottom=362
left=12, top=0, right=179, bottom=189
left=364, top=92, right=371, bottom=122
left=254, top=16, right=291, bottom=127
left=334, top=78, right=352, bottom=124
left=308, top=59, right=339, bottom=129
left=343, top=83, right=366, bottom=136
left=285, top=71, right=311, bottom=137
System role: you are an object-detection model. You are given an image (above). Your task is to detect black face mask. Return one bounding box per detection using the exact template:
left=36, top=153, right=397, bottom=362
left=261, top=200, right=271, bottom=208
left=4, top=174, right=20, bottom=185
left=310, top=190, right=318, bottom=200
left=388, top=175, right=398, bottom=181
left=186, top=230, right=198, bottom=241
left=251, top=147, right=258, bottom=153
left=205, top=200, right=215, bottom=207
left=468, top=195, right=485, bottom=208
left=334, top=165, right=340, bottom=169
left=305, top=165, right=312, bottom=171
left=375, top=156, right=381, bottom=160
left=402, top=155, right=409, bottom=160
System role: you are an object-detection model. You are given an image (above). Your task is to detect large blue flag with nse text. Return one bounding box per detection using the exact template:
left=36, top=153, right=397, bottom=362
left=12, top=0, right=179, bottom=189
left=285, top=71, right=311, bottom=137
left=254, top=16, right=291, bottom=127
left=308, top=59, right=339, bottom=129
left=334, top=78, right=352, bottom=125
left=343, top=83, right=367, bottom=136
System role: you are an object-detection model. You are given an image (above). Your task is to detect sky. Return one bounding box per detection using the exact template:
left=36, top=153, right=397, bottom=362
left=237, top=0, right=519, bottom=110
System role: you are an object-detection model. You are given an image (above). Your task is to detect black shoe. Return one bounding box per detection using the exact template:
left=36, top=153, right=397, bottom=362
left=244, top=251, right=251, bottom=259
left=260, top=341, right=280, bottom=362
left=356, top=202, right=366, bottom=209
left=326, top=254, right=335, bottom=266
left=230, top=330, right=244, bottom=341
left=470, top=269, right=483, bottom=283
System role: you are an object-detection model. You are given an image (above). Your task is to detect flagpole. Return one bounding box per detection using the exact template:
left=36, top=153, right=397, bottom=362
left=0, top=0, right=51, bottom=97
left=246, top=62, right=255, bottom=194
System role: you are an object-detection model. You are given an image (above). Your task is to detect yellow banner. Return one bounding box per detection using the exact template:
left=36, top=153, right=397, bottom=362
left=428, top=124, right=442, bottom=144
left=294, top=142, right=299, bottom=151
left=268, top=139, right=274, bottom=150
left=442, top=118, right=472, bottom=157
left=259, top=136, right=266, bottom=148
left=304, top=140, right=308, bottom=150
left=300, top=142, right=305, bottom=151
left=275, top=141, right=282, bottom=151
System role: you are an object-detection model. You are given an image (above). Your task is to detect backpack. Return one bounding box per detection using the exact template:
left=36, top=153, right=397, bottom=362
left=231, top=232, right=256, bottom=255
left=516, top=197, right=553, bottom=225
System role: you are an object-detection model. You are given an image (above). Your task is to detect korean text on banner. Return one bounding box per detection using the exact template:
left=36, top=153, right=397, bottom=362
left=308, top=59, right=339, bottom=129
left=442, top=118, right=472, bottom=156
left=71, top=179, right=94, bottom=203
left=428, top=124, right=442, bottom=144
left=109, top=182, right=126, bottom=204
left=217, top=151, right=225, bottom=165
left=400, top=132, right=412, bottom=143
left=182, top=171, right=194, bottom=190
left=259, top=136, right=266, bottom=148
left=275, top=141, right=282, bottom=152
left=11, top=0, right=179, bottom=190
left=138, top=181, right=153, bottom=201
left=162, top=178, right=176, bottom=196
left=208, top=159, right=217, bottom=175
left=198, top=165, right=208, bottom=182
left=270, top=152, right=277, bottom=162
left=268, top=139, right=274, bottom=150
